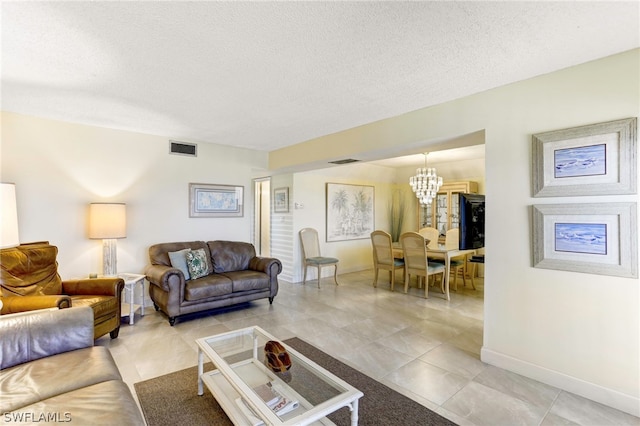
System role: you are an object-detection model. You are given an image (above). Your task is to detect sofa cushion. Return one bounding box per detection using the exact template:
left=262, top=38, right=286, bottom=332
left=186, top=248, right=210, bottom=280
left=0, top=346, right=120, bottom=413
left=208, top=241, right=256, bottom=273
left=168, top=248, right=191, bottom=280
left=1, top=242, right=62, bottom=296
left=71, top=295, right=119, bottom=320
left=223, top=270, right=270, bottom=293
left=184, top=274, right=233, bottom=301
left=12, top=380, right=144, bottom=425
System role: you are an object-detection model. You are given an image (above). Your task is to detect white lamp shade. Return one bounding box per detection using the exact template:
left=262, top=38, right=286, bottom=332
left=1, top=183, right=20, bottom=248
left=88, top=203, right=127, bottom=239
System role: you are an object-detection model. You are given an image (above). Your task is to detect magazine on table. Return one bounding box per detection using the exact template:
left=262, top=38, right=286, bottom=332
left=235, top=381, right=300, bottom=424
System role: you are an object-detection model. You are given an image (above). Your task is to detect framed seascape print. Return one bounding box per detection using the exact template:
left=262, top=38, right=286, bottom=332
left=326, top=183, right=374, bottom=242
left=532, top=203, right=637, bottom=278
left=532, top=117, right=637, bottom=197
left=189, top=183, right=244, bottom=218
left=273, top=187, right=289, bottom=213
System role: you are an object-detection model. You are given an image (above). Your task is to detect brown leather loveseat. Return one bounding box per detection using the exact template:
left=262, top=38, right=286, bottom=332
left=0, top=242, right=124, bottom=339
left=145, top=240, right=282, bottom=325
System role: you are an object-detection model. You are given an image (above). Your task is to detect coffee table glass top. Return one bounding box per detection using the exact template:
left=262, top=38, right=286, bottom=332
left=196, top=326, right=363, bottom=425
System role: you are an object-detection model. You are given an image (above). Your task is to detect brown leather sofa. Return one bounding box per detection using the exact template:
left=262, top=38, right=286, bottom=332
left=0, top=242, right=124, bottom=339
left=145, top=240, right=282, bottom=325
left=0, top=307, right=145, bottom=424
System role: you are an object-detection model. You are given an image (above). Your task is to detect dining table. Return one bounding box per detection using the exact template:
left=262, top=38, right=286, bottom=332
left=392, top=243, right=477, bottom=301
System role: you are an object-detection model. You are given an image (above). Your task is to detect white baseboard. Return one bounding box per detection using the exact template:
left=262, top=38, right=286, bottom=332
left=481, top=347, right=639, bottom=417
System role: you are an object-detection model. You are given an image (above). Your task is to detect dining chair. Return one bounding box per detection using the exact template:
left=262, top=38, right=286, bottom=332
left=418, top=227, right=440, bottom=249
left=445, top=228, right=469, bottom=290
left=299, top=228, right=339, bottom=288
left=400, top=232, right=445, bottom=298
left=370, top=230, right=405, bottom=291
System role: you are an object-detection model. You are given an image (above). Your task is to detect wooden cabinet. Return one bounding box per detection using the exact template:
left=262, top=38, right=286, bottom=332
left=417, top=181, right=478, bottom=236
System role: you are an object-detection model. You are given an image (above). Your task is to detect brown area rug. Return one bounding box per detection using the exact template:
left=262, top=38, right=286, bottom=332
left=134, top=337, right=456, bottom=426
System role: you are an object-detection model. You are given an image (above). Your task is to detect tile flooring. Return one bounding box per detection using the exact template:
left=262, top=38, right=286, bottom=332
left=97, top=270, right=639, bottom=426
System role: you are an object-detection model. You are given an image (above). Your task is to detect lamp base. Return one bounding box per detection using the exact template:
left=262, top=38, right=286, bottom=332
left=102, top=239, right=118, bottom=276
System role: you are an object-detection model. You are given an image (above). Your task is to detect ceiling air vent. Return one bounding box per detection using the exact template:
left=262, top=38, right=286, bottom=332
left=328, top=158, right=359, bottom=165
left=169, top=140, right=197, bottom=157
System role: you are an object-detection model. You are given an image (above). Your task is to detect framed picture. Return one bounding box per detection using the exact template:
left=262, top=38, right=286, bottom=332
left=532, top=117, right=637, bottom=197
left=189, top=183, right=243, bottom=217
left=532, top=203, right=637, bottom=278
left=326, top=183, right=374, bottom=242
left=273, top=187, right=289, bottom=213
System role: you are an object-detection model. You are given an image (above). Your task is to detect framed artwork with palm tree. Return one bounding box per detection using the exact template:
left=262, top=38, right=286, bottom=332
left=326, top=183, right=374, bottom=242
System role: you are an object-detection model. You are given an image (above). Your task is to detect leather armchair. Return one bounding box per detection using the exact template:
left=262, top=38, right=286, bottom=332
left=0, top=242, right=124, bottom=339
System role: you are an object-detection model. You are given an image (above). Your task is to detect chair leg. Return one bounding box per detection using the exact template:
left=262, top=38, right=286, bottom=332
left=424, top=275, right=429, bottom=298
left=404, top=272, right=410, bottom=293
left=316, top=265, right=321, bottom=288
left=303, top=265, right=308, bottom=284
left=389, top=270, right=394, bottom=291
left=333, top=264, right=338, bottom=286
left=373, top=267, right=379, bottom=287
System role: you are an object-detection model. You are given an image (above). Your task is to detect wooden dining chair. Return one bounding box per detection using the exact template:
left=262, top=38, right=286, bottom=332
left=418, top=227, right=440, bottom=249
left=400, top=232, right=445, bottom=298
left=445, top=228, right=469, bottom=290
left=299, top=228, right=339, bottom=288
left=370, top=230, right=405, bottom=291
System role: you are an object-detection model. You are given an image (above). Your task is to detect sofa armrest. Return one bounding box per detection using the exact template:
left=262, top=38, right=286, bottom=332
left=145, top=264, right=184, bottom=292
left=62, top=277, right=124, bottom=297
left=0, top=306, right=94, bottom=369
left=0, top=295, right=71, bottom=314
left=249, top=256, right=283, bottom=276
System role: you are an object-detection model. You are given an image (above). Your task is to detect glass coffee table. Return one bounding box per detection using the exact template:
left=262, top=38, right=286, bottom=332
left=196, top=326, right=363, bottom=425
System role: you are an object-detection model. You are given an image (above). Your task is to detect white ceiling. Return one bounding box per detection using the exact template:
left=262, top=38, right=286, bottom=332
left=2, top=1, right=638, bottom=157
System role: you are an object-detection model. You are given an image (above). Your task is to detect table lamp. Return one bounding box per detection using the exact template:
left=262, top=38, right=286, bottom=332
left=89, top=203, right=126, bottom=276
left=1, top=183, right=20, bottom=249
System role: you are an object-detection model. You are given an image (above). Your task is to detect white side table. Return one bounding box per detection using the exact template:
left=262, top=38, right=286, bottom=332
left=117, top=273, right=146, bottom=325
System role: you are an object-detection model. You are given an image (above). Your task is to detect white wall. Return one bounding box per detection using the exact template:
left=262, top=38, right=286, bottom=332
left=290, top=162, right=398, bottom=283
left=1, top=112, right=268, bottom=279
left=270, top=49, right=640, bottom=415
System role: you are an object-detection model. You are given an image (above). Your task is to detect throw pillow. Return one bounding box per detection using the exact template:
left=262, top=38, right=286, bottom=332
left=168, top=248, right=191, bottom=280
left=186, top=248, right=210, bottom=280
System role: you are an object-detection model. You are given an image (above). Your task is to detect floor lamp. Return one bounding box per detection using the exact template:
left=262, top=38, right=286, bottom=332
left=89, top=203, right=126, bottom=276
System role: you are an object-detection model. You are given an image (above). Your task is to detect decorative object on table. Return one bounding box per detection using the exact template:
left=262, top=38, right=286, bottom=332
left=326, top=182, right=374, bottom=242
left=299, top=227, right=339, bottom=287
left=388, top=186, right=406, bottom=243
left=88, top=203, right=126, bottom=276
left=264, top=340, right=291, bottom=373
left=1, top=183, right=20, bottom=249
left=189, top=183, right=244, bottom=218
left=532, top=203, right=637, bottom=278
left=273, top=187, right=289, bottom=213
left=409, top=152, right=443, bottom=205
left=532, top=117, right=637, bottom=197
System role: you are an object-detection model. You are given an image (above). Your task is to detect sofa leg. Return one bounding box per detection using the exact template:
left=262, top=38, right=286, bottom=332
left=269, top=297, right=274, bottom=304
left=109, top=327, right=120, bottom=339
left=168, top=317, right=176, bottom=326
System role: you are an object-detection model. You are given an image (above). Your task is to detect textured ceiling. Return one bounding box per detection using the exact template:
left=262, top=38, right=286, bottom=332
left=2, top=2, right=639, bottom=153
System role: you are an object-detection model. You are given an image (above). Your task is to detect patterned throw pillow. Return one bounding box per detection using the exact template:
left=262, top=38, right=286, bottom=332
left=185, top=248, right=210, bottom=280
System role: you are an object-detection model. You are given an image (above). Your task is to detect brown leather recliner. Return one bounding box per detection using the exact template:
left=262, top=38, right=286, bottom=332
left=0, top=242, right=124, bottom=339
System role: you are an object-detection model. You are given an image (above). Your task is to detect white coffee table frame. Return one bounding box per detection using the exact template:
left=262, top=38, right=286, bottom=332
left=197, top=326, right=363, bottom=426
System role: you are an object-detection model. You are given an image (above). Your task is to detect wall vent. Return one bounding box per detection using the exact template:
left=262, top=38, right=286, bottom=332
left=328, top=158, right=359, bottom=165
left=169, top=140, right=197, bottom=157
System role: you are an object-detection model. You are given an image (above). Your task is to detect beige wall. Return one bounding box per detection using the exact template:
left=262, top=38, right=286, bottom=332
left=270, top=49, right=640, bottom=415
left=1, top=112, right=268, bottom=279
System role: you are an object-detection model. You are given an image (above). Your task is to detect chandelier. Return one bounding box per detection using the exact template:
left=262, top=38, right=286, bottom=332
left=409, top=153, right=443, bottom=205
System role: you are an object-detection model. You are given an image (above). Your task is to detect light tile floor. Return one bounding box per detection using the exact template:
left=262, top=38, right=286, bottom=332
left=97, top=270, right=639, bottom=426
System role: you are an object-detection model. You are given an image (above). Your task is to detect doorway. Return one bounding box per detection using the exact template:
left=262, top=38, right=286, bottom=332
left=253, top=178, right=271, bottom=256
